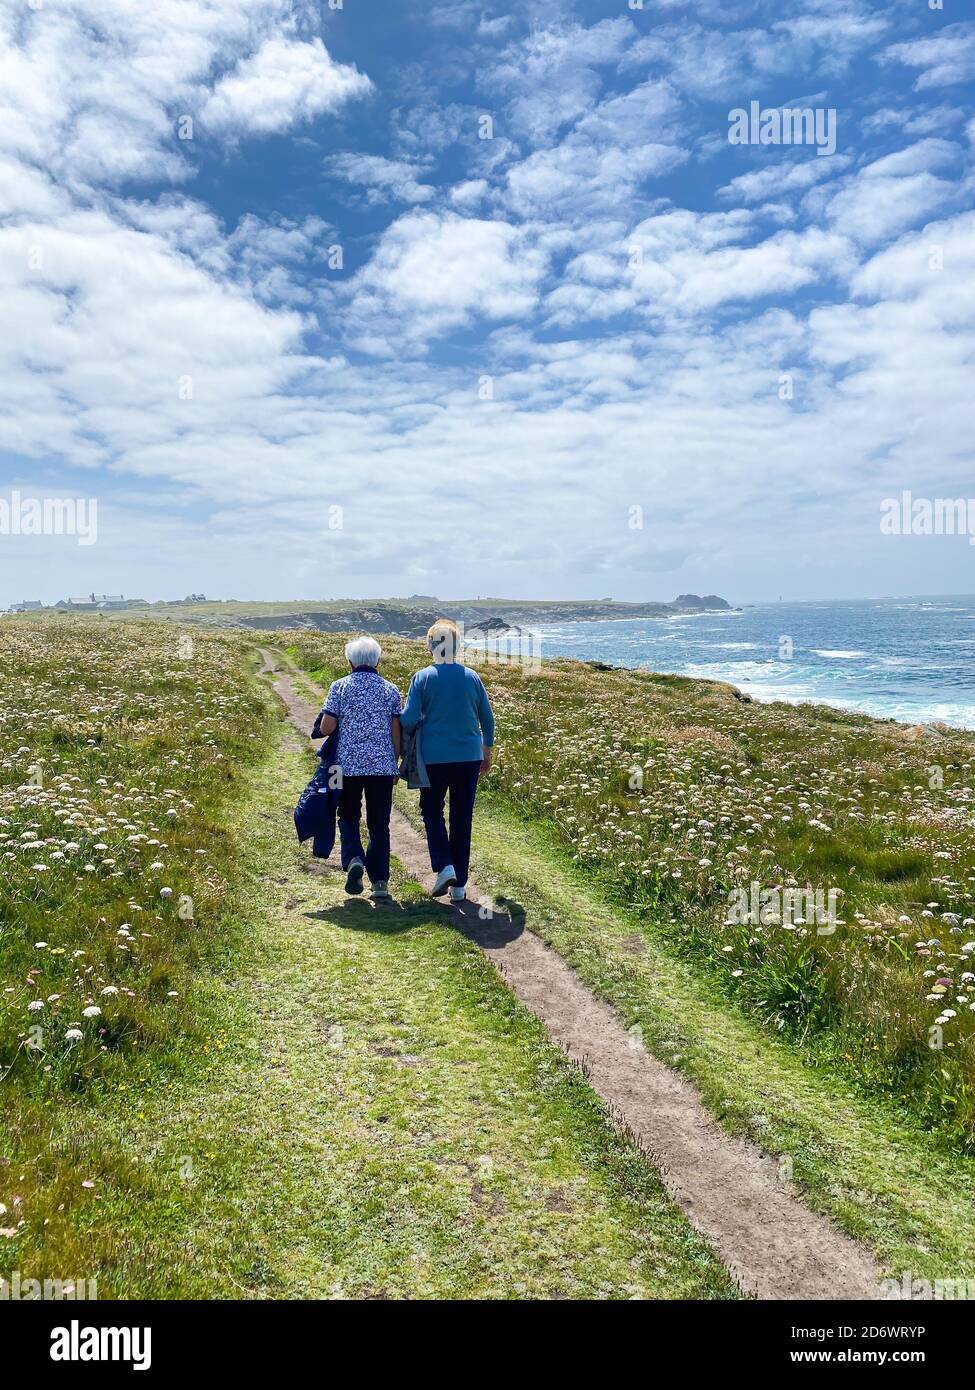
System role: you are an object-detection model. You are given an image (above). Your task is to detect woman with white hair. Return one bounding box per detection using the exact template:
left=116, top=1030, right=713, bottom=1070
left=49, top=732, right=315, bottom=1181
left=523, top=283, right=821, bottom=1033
left=317, top=635, right=401, bottom=899
left=399, top=618, right=495, bottom=902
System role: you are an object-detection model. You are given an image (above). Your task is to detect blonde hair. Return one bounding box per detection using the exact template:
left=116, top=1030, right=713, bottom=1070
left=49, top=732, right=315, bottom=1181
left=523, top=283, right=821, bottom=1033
left=426, top=617, right=460, bottom=662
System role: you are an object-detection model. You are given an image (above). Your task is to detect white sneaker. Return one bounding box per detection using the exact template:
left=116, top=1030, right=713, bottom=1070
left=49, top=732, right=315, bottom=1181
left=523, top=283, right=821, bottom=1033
left=432, top=864, right=457, bottom=897
left=449, top=886, right=466, bottom=903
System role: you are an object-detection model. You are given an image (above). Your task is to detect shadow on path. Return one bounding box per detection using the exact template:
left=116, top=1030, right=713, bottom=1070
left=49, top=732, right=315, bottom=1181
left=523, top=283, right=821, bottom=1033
left=303, top=892, right=527, bottom=946
left=303, top=897, right=434, bottom=934
left=450, top=896, right=526, bottom=948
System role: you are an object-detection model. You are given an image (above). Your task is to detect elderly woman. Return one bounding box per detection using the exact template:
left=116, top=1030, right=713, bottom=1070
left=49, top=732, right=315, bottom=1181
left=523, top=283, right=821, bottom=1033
left=400, top=618, right=495, bottom=902
left=317, top=635, right=401, bottom=900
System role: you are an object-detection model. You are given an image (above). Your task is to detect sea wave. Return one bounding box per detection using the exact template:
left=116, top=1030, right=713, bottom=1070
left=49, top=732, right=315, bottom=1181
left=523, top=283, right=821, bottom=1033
left=534, top=597, right=975, bottom=729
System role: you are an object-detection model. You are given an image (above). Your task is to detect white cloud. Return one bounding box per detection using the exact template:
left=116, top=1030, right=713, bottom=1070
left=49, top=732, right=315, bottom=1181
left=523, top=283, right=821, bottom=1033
left=0, top=204, right=308, bottom=467
left=719, top=155, right=851, bottom=205
left=485, top=18, right=635, bottom=144
left=503, top=80, right=686, bottom=217
left=449, top=178, right=489, bottom=208
left=478, top=16, right=515, bottom=39
left=0, top=156, right=67, bottom=219
left=850, top=210, right=975, bottom=315
left=884, top=23, right=975, bottom=91
left=202, top=36, right=371, bottom=135
left=0, top=3, right=372, bottom=188
left=625, top=25, right=794, bottom=99
left=860, top=137, right=960, bottom=178
left=327, top=153, right=435, bottom=204
left=633, top=214, right=854, bottom=312
left=823, top=140, right=961, bottom=245
left=3, top=1, right=975, bottom=606
left=806, top=209, right=975, bottom=493
left=860, top=103, right=967, bottom=138
left=826, top=173, right=953, bottom=246
left=392, top=102, right=472, bottom=156
left=552, top=210, right=855, bottom=324
left=346, top=210, right=547, bottom=344
left=624, top=11, right=886, bottom=100
left=0, top=1, right=199, bottom=187
left=505, top=139, right=683, bottom=219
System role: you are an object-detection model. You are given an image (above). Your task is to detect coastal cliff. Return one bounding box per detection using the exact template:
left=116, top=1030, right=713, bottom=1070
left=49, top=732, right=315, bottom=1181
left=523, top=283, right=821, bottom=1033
left=142, top=593, right=734, bottom=636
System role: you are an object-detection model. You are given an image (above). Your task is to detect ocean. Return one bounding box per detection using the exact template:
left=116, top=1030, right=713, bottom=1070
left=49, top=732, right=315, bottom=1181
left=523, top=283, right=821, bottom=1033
left=521, top=596, right=975, bottom=730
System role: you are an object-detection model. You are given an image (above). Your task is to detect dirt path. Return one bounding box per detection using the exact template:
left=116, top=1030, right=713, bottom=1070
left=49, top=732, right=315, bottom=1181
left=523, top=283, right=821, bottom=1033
left=261, top=649, right=885, bottom=1301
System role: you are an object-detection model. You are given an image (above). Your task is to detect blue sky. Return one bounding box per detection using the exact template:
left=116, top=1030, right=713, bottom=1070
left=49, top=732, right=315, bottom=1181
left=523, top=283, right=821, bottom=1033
left=1, top=0, right=973, bottom=605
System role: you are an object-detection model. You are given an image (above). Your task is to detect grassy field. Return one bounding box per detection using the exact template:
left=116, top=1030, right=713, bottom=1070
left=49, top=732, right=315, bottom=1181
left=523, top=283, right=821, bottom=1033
left=0, top=619, right=733, bottom=1298
left=0, top=620, right=271, bottom=1272
left=7, top=613, right=975, bottom=1295
left=0, top=621, right=271, bottom=1084
left=287, top=631, right=975, bottom=1148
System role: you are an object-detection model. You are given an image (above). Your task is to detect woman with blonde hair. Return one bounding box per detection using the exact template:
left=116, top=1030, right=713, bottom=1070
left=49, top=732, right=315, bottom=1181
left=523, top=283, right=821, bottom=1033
left=399, top=618, right=495, bottom=902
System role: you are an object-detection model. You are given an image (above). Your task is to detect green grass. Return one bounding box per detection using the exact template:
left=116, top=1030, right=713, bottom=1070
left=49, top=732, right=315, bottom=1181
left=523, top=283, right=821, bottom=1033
left=2, top=627, right=735, bottom=1299
left=283, top=636, right=975, bottom=1275
left=0, top=620, right=274, bottom=1086
left=440, top=788, right=975, bottom=1281
left=284, top=631, right=975, bottom=1145
left=14, top=619, right=968, bottom=1296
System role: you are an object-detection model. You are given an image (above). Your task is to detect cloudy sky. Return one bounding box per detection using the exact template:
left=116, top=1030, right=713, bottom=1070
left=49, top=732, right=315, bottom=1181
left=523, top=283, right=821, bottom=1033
left=1, top=0, right=973, bottom=606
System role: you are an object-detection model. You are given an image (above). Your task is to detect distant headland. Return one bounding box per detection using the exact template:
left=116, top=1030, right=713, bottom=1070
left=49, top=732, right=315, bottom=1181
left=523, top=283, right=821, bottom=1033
left=4, top=592, right=735, bottom=636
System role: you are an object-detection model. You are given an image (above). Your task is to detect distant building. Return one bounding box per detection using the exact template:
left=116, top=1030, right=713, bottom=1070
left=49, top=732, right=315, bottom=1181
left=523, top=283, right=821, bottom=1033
left=56, top=594, right=98, bottom=611
left=9, top=600, right=44, bottom=612
left=55, top=593, right=142, bottom=612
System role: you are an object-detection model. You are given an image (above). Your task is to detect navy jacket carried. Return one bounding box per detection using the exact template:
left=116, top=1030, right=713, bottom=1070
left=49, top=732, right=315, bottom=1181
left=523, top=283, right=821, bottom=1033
left=397, top=721, right=430, bottom=790
left=293, top=715, right=341, bottom=858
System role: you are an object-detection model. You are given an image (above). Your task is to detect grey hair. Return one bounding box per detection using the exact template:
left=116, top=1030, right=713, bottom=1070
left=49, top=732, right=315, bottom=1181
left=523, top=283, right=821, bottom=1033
left=345, top=634, right=382, bottom=668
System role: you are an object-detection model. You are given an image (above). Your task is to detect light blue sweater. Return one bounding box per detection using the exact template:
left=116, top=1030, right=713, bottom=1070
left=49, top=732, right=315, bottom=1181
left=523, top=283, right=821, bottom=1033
left=399, top=663, right=495, bottom=765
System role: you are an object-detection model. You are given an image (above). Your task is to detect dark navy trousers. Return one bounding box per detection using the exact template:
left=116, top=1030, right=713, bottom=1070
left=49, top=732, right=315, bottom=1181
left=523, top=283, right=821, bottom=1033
left=338, top=776, right=395, bottom=883
left=419, top=760, right=481, bottom=887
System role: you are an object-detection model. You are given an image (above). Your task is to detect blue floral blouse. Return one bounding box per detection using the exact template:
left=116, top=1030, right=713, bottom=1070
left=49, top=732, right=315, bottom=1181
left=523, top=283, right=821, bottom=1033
left=323, top=670, right=402, bottom=777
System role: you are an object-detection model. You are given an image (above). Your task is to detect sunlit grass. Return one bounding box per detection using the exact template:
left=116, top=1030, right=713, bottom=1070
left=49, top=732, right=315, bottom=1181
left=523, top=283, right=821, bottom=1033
left=287, top=631, right=975, bottom=1144
left=0, top=620, right=734, bottom=1297
left=0, top=619, right=275, bottom=1259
